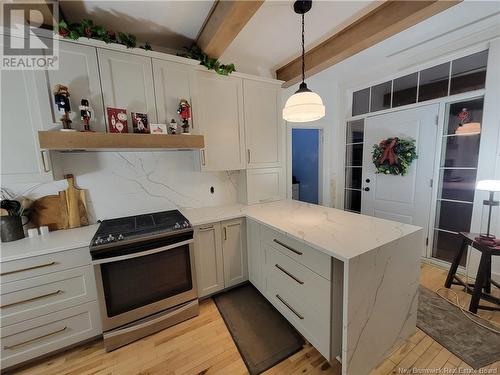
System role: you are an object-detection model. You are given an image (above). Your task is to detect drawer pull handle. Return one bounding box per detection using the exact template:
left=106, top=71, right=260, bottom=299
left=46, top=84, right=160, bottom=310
left=0, top=261, right=58, bottom=276
left=3, top=326, right=67, bottom=350
left=275, top=264, right=304, bottom=285
left=198, top=225, right=214, bottom=231
left=0, top=290, right=62, bottom=309
left=273, top=239, right=303, bottom=256
left=276, top=294, right=304, bottom=320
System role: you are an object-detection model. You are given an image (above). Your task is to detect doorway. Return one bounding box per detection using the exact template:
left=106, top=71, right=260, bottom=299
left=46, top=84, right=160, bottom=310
left=360, top=104, right=439, bottom=255
left=291, top=128, right=322, bottom=204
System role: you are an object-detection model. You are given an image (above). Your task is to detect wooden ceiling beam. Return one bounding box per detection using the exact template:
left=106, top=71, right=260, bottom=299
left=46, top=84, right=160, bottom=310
left=277, top=0, right=461, bottom=88
left=197, top=0, right=264, bottom=58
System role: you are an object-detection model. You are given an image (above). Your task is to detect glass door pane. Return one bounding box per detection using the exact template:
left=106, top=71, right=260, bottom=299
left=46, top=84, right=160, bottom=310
left=344, top=119, right=364, bottom=213
left=432, top=98, right=483, bottom=265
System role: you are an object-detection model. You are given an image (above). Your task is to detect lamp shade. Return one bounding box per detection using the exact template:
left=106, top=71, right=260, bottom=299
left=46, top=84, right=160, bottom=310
left=283, top=90, right=325, bottom=122
left=476, top=180, right=500, bottom=192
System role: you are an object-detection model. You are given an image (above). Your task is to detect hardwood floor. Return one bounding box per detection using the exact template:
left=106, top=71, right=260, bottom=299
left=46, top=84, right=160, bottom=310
left=11, top=263, right=499, bottom=375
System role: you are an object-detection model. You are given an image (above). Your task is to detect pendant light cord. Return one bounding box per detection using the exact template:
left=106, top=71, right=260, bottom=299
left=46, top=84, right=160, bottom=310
left=301, top=13, right=305, bottom=84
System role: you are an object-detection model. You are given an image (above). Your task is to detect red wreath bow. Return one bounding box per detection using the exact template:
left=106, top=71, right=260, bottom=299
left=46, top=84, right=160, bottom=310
left=378, top=138, right=398, bottom=165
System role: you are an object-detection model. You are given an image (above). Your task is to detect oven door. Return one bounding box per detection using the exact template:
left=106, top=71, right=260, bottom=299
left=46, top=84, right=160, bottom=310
left=93, top=239, right=197, bottom=332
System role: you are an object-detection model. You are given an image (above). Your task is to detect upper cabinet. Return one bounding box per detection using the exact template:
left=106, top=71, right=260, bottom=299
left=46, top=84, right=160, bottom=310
left=35, top=40, right=105, bottom=132
left=243, top=80, right=282, bottom=168
left=153, top=59, right=195, bottom=130
left=193, top=71, right=246, bottom=171
left=1, top=69, right=53, bottom=183
left=97, top=49, right=157, bottom=127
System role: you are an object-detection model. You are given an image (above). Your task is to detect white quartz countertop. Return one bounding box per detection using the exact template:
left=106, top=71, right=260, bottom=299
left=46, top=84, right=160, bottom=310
left=0, top=224, right=99, bottom=263
left=182, top=200, right=421, bottom=261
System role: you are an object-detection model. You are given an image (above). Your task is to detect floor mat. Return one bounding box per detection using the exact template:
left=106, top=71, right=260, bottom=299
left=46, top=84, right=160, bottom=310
left=214, top=283, right=305, bottom=375
left=417, top=285, right=500, bottom=369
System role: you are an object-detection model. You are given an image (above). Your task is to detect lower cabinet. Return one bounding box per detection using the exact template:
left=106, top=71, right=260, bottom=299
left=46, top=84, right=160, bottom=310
left=194, top=218, right=248, bottom=298
left=0, top=248, right=101, bottom=370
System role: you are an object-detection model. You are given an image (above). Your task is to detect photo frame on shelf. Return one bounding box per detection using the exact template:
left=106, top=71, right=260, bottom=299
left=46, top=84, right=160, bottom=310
left=132, top=112, right=150, bottom=134
left=150, top=123, right=168, bottom=135
left=106, top=107, right=128, bottom=133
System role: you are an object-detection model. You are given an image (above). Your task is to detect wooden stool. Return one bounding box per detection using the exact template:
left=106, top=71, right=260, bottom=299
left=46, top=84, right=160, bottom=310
left=444, top=232, right=500, bottom=313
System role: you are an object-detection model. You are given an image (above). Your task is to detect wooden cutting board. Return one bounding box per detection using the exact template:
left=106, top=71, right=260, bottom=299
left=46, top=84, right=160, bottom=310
left=60, top=174, right=88, bottom=229
left=31, top=195, right=68, bottom=231
left=31, top=175, right=88, bottom=231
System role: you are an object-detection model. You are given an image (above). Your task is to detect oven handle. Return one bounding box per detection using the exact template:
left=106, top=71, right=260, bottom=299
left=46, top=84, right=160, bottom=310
left=92, top=239, right=193, bottom=265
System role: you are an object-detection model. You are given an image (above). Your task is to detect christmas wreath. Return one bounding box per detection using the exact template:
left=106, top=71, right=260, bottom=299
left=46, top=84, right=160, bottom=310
left=372, top=137, right=417, bottom=176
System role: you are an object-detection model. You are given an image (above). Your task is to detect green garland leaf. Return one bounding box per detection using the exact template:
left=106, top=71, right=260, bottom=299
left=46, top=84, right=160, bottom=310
left=180, top=44, right=236, bottom=76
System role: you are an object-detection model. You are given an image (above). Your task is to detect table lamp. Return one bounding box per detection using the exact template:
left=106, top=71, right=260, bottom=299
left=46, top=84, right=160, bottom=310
left=476, top=180, right=500, bottom=239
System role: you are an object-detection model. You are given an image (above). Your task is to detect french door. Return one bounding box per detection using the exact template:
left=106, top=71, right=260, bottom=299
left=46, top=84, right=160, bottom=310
left=360, top=104, right=439, bottom=256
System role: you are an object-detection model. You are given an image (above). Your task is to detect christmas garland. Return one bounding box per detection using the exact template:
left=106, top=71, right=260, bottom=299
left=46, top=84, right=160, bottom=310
left=180, top=44, right=236, bottom=76
left=372, top=137, right=417, bottom=176
left=56, top=19, right=151, bottom=50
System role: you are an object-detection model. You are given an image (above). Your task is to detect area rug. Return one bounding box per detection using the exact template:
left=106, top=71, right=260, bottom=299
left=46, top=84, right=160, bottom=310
left=417, top=285, right=500, bottom=369
left=213, top=283, right=305, bottom=375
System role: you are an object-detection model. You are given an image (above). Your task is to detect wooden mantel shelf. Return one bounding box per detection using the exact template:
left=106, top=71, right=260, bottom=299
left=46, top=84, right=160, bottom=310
left=38, top=131, right=205, bottom=151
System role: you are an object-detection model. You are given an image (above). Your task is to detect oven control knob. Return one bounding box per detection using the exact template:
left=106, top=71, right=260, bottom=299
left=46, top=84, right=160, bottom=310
left=174, top=222, right=181, bottom=229
left=95, top=237, right=102, bottom=245
left=183, top=220, right=190, bottom=228
left=118, top=234, right=124, bottom=240
left=107, top=234, right=115, bottom=242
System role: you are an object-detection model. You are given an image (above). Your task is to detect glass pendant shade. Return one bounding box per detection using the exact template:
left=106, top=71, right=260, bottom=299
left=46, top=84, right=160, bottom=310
left=283, top=83, right=325, bottom=122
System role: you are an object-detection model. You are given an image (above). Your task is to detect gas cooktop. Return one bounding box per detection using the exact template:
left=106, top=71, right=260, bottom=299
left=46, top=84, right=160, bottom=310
left=90, top=210, right=192, bottom=250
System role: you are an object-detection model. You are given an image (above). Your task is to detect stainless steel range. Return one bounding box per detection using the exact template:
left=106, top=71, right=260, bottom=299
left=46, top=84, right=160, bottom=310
left=90, top=210, right=198, bottom=351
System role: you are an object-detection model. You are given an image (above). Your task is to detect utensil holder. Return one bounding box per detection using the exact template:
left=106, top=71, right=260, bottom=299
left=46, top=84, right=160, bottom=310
left=0, top=216, right=25, bottom=242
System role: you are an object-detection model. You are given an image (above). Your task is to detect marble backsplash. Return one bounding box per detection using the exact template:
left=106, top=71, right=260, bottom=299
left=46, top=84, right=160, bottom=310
left=3, top=151, right=240, bottom=223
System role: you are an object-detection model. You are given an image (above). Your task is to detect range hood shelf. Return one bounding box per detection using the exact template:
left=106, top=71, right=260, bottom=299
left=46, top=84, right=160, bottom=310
left=38, top=131, right=205, bottom=151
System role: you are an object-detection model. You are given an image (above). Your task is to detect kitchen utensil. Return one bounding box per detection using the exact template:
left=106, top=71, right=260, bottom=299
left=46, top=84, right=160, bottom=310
left=39, top=226, right=49, bottom=235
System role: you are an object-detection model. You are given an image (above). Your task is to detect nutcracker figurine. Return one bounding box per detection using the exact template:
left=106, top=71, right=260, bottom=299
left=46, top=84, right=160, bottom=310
left=169, top=119, right=178, bottom=135
left=79, top=98, right=93, bottom=132
left=177, top=98, right=191, bottom=134
left=53, top=84, right=74, bottom=131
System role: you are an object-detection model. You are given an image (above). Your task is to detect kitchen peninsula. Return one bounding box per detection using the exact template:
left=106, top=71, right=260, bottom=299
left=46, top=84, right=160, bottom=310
left=181, top=199, right=422, bottom=375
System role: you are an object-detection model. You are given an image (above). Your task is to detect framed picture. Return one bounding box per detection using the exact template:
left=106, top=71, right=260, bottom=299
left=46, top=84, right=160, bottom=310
left=107, top=107, right=128, bottom=133
left=150, top=123, right=168, bottom=135
left=132, top=112, right=150, bottom=134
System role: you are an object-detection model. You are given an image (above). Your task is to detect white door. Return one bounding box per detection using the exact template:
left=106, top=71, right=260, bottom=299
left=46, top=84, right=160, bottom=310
left=361, top=104, right=439, bottom=255
left=243, top=80, right=282, bottom=168
left=98, top=49, right=157, bottom=128
left=153, top=59, right=195, bottom=130
left=193, top=71, right=245, bottom=171
left=35, top=40, right=105, bottom=132
left=193, top=223, right=224, bottom=298
left=222, top=218, right=248, bottom=288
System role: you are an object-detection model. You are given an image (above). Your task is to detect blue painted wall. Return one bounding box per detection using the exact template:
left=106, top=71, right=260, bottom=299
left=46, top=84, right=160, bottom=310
left=292, top=129, right=319, bottom=204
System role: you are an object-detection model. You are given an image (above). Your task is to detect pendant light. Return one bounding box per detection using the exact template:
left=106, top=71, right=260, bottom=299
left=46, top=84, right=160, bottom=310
left=282, top=0, right=325, bottom=123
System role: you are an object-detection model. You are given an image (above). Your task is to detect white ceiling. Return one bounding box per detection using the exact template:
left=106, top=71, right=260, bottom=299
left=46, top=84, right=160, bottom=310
left=59, top=0, right=215, bottom=53
left=220, top=0, right=377, bottom=77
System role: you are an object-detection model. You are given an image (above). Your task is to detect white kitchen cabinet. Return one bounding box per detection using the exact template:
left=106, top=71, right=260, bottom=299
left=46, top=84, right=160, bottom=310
left=193, top=223, right=224, bottom=298
left=221, top=218, right=248, bottom=288
left=243, top=80, right=282, bottom=168
left=238, top=167, right=285, bottom=204
left=193, top=71, right=245, bottom=171
left=0, top=68, right=53, bottom=184
left=193, top=218, right=248, bottom=297
left=246, top=219, right=263, bottom=292
left=97, top=49, right=157, bottom=128
left=35, top=40, right=105, bottom=132
left=153, top=59, right=195, bottom=130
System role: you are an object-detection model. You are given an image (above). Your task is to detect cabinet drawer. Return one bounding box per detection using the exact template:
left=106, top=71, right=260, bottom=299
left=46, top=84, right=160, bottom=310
left=264, top=243, right=330, bottom=318
left=265, top=271, right=330, bottom=359
left=1, top=301, right=101, bottom=370
left=261, top=225, right=331, bottom=280
left=1, top=266, right=97, bottom=327
left=0, top=247, right=91, bottom=284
